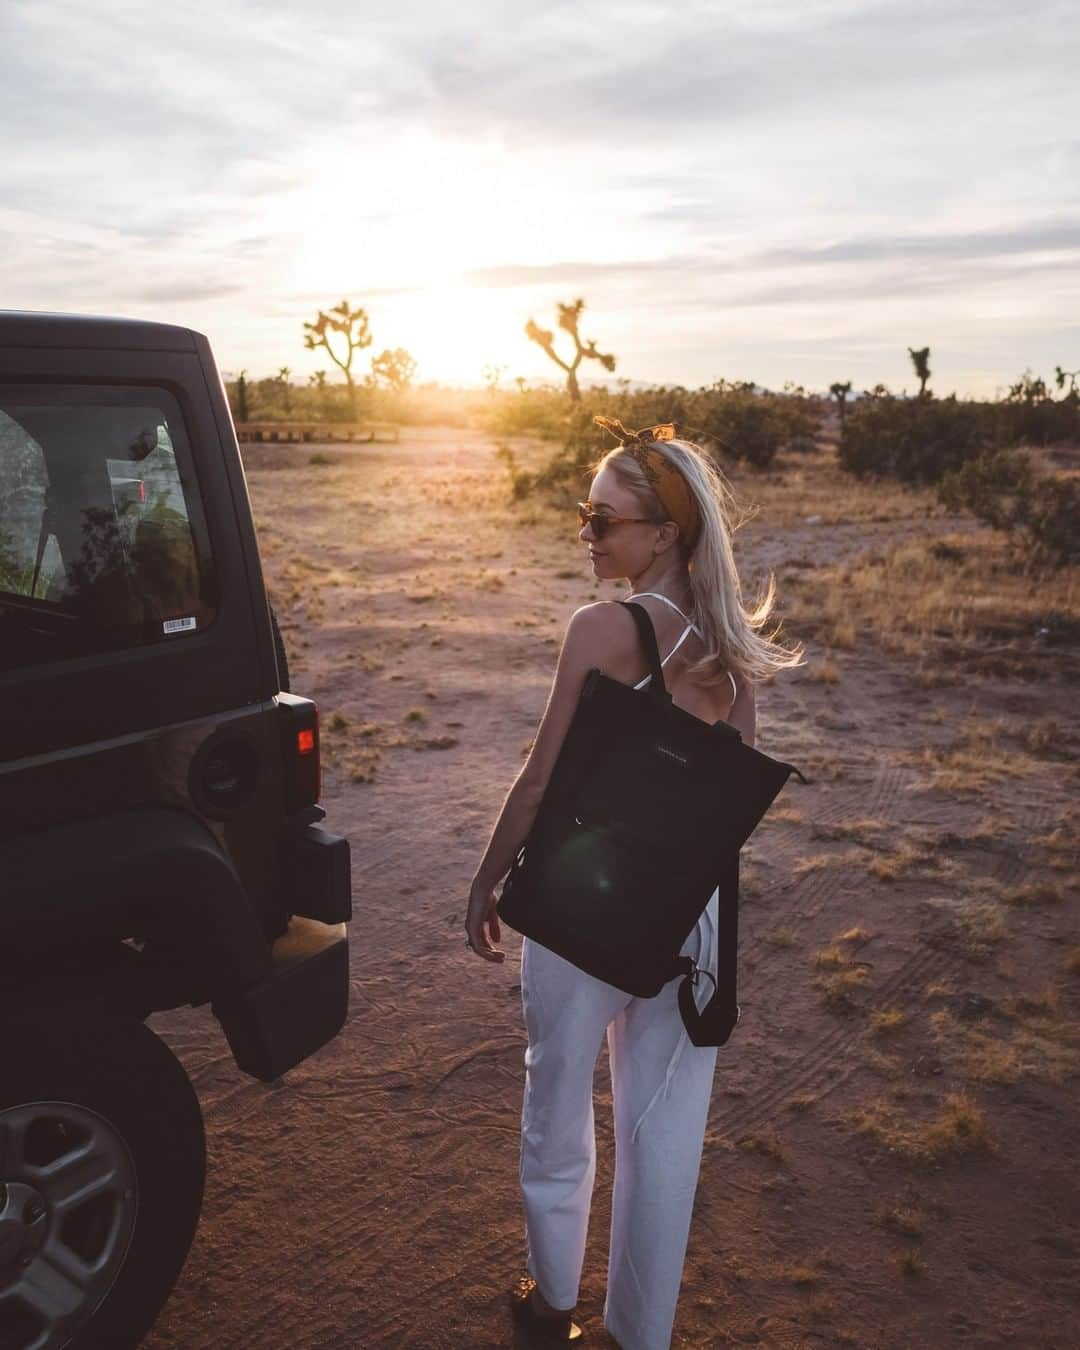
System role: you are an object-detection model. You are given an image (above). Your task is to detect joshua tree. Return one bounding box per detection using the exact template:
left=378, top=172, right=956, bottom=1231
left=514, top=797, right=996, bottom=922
left=1054, top=365, right=1080, bottom=399
left=304, top=300, right=372, bottom=418
left=277, top=366, right=292, bottom=415
left=235, top=370, right=249, bottom=422
left=525, top=298, right=616, bottom=402
left=371, top=347, right=418, bottom=392
left=907, top=346, right=932, bottom=399
left=483, top=362, right=508, bottom=395
left=308, top=369, right=328, bottom=417
left=829, top=380, right=852, bottom=423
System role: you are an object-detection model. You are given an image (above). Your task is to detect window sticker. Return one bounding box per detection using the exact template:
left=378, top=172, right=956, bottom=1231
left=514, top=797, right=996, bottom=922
left=163, top=616, right=197, bottom=634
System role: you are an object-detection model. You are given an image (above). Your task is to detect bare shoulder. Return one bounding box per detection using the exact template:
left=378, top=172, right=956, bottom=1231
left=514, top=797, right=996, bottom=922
left=565, top=600, right=637, bottom=665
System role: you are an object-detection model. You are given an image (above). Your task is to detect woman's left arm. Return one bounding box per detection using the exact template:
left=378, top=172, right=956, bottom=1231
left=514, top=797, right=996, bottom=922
left=465, top=604, right=616, bottom=960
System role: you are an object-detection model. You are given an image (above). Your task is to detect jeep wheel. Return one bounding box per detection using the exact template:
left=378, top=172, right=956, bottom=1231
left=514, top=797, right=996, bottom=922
left=0, top=1011, right=205, bottom=1350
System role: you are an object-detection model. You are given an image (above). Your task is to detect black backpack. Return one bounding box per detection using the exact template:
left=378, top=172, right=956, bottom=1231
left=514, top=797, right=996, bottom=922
left=496, top=599, right=808, bottom=1047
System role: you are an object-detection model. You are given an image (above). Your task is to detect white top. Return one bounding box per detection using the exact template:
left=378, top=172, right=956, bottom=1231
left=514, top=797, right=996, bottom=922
left=627, top=592, right=738, bottom=706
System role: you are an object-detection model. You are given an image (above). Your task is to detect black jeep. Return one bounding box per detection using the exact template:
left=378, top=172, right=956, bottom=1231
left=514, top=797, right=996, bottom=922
left=0, top=311, right=352, bottom=1349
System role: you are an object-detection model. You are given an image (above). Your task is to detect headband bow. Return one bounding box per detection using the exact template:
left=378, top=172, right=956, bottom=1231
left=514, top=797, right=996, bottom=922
left=593, top=416, right=701, bottom=550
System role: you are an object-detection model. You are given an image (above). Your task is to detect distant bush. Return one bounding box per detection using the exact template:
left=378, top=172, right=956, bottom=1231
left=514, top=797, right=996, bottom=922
left=698, top=382, right=791, bottom=468
left=224, top=376, right=484, bottom=428
left=839, top=391, right=996, bottom=485
left=937, top=448, right=1079, bottom=568
left=481, top=383, right=571, bottom=440
left=995, top=372, right=1080, bottom=447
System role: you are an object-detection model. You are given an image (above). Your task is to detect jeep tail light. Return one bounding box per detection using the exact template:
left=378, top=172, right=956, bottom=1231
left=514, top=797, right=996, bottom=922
left=278, top=693, right=320, bottom=810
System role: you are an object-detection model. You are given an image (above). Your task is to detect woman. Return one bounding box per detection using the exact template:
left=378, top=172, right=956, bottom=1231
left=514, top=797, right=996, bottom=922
left=463, top=420, right=804, bottom=1348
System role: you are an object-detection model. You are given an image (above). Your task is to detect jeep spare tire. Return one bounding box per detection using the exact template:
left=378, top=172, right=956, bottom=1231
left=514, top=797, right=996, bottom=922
left=0, top=1011, right=205, bottom=1350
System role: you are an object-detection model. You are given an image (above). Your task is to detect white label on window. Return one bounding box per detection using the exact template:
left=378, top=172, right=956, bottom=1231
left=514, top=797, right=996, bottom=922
left=163, top=616, right=197, bottom=634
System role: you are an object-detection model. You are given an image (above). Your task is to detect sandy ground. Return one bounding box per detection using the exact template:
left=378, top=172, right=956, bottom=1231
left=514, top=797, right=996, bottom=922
left=144, top=427, right=1078, bottom=1349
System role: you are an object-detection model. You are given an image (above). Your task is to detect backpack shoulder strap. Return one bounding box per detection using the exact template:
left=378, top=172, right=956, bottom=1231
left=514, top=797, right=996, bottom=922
left=621, top=600, right=670, bottom=701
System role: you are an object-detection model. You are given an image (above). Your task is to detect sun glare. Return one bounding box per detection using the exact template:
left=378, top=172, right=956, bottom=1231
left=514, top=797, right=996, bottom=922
left=285, top=129, right=633, bottom=385
left=380, top=285, right=535, bottom=385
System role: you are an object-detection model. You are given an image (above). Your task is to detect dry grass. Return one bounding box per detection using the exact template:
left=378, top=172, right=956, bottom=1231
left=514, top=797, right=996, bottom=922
left=805, top=658, right=842, bottom=684
left=736, top=1130, right=786, bottom=1161
left=809, top=924, right=874, bottom=1012
left=1002, top=879, right=1069, bottom=907
left=869, top=1008, right=906, bottom=1036
left=791, top=516, right=1078, bottom=683
left=896, top=1248, right=927, bottom=1277
left=809, top=818, right=886, bottom=844
left=1033, top=810, right=1080, bottom=872
left=765, top=927, right=798, bottom=948
left=927, top=990, right=1080, bottom=1085
left=922, top=893, right=1009, bottom=962
left=835, top=925, right=872, bottom=944
left=786, top=1262, right=822, bottom=1286
left=793, top=853, right=845, bottom=875
left=859, top=1044, right=905, bottom=1079
left=848, top=1091, right=995, bottom=1163
left=878, top=1201, right=928, bottom=1238
left=815, top=964, right=871, bottom=1013
left=867, top=838, right=959, bottom=882
left=897, top=714, right=1056, bottom=794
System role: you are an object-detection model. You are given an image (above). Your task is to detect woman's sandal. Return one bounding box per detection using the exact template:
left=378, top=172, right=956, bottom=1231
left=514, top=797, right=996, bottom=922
left=509, top=1275, right=585, bottom=1342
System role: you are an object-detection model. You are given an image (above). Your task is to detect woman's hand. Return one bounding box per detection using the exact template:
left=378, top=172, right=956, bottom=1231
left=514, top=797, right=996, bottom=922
left=465, top=881, right=505, bottom=962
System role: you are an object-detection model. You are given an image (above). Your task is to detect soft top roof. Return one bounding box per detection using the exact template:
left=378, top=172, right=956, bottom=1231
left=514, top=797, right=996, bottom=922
left=0, top=310, right=198, bottom=353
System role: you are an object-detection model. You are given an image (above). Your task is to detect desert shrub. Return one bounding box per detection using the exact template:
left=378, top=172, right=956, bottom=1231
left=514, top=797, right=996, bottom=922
left=494, top=379, right=829, bottom=501
left=996, top=373, right=1080, bottom=447
left=698, top=381, right=788, bottom=468
left=225, top=375, right=487, bottom=428
left=938, top=448, right=1079, bottom=568
left=481, top=383, right=571, bottom=440
left=839, top=391, right=996, bottom=485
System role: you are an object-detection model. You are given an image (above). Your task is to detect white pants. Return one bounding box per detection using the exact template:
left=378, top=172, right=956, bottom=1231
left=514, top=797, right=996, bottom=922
left=518, top=888, right=720, bottom=1350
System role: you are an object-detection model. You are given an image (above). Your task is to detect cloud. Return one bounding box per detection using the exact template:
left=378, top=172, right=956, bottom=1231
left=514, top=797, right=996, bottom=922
left=460, top=257, right=708, bottom=288
left=127, top=281, right=248, bottom=304
left=1, top=0, right=1078, bottom=393
left=759, top=218, right=1080, bottom=266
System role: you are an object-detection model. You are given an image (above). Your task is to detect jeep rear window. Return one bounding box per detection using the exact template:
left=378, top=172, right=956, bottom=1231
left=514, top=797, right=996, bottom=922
left=0, top=384, right=218, bottom=669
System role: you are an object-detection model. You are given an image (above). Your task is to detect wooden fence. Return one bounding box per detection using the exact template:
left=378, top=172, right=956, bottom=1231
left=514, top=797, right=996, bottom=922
left=234, top=421, right=399, bottom=444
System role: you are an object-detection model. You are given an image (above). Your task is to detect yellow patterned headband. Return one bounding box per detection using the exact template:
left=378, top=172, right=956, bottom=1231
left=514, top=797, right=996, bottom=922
left=593, top=416, right=701, bottom=550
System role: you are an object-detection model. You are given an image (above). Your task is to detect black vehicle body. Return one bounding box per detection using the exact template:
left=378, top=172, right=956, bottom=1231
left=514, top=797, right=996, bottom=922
left=0, top=311, right=352, bottom=1079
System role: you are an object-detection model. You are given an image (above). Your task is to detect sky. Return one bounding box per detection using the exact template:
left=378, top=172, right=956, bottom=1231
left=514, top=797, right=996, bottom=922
left=2, top=0, right=1078, bottom=396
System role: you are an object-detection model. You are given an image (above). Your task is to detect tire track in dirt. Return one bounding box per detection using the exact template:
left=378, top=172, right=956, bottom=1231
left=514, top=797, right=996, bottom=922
left=991, top=795, right=1048, bottom=888
left=713, top=785, right=1050, bottom=1144
left=237, top=1184, right=524, bottom=1349
left=708, top=944, right=958, bottom=1142
left=742, top=758, right=906, bottom=952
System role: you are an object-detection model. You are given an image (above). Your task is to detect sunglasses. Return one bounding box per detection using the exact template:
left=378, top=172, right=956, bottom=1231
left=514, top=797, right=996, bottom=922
left=577, top=501, right=659, bottom=541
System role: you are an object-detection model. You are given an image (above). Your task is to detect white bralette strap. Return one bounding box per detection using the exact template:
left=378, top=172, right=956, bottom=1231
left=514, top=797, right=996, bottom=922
left=626, top=593, right=738, bottom=704
left=628, top=591, right=699, bottom=629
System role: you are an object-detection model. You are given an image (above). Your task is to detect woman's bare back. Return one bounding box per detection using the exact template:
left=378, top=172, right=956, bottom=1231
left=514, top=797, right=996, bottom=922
left=601, top=592, right=738, bottom=727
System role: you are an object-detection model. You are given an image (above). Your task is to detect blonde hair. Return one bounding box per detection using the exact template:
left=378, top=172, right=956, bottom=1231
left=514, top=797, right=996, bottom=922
left=589, top=437, right=806, bottom=688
